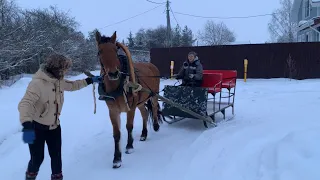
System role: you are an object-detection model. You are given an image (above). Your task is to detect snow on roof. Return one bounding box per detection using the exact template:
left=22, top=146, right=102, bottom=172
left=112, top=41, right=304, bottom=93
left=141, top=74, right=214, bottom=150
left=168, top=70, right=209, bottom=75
left=298, top=20, right=309, bottom=26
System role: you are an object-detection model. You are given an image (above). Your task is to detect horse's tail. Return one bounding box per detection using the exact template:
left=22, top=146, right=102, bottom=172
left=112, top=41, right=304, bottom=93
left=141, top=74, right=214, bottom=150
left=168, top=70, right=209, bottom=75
left=145, top=98, right=164, bottom=129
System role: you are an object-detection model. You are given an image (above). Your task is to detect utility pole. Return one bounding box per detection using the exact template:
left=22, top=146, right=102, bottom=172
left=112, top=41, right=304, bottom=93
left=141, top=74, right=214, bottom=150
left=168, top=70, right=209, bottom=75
left=166, top=0, right=171, bottom=47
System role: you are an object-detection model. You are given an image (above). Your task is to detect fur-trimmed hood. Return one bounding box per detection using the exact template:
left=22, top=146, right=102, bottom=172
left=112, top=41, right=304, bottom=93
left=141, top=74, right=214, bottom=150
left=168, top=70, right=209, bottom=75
left=32, top=64, right=58, bottom=83
left=35, top=54, right=72, bottom=80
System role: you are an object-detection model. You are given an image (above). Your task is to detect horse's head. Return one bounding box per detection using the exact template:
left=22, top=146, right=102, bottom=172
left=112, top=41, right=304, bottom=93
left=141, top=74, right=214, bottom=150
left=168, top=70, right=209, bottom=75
left=95, top=30, right=120, bottom=80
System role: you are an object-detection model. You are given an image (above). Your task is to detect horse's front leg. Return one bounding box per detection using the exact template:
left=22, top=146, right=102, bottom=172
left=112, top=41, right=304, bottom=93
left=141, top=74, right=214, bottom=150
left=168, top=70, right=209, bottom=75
left=125, top=108, right=135, bottom=154
left=109, top=109, right=122, bottom=168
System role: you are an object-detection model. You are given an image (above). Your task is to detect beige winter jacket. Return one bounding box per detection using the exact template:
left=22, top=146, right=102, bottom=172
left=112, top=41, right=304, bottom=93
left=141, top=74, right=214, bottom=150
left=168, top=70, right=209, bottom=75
left=18, top=68, right=89, bottom=130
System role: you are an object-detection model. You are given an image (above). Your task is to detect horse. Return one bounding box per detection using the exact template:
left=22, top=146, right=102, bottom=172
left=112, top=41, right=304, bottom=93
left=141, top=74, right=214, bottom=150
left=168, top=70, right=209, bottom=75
left=94, top=30, right=164, bottom=168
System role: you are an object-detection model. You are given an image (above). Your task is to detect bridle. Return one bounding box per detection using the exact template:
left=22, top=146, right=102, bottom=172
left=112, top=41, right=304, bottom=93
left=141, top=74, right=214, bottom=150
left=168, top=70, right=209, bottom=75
left=97, top=42, right=127, bottom=81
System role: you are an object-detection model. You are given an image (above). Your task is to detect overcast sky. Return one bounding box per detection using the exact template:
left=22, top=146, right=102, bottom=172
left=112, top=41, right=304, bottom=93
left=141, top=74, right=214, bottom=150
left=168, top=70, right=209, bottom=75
left=15, top=0, right=280, bottom=44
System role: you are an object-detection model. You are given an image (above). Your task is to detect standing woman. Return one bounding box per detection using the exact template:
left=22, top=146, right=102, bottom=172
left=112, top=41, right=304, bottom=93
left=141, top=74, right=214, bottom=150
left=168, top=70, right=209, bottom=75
left=18, top=53, right=102, bottom=180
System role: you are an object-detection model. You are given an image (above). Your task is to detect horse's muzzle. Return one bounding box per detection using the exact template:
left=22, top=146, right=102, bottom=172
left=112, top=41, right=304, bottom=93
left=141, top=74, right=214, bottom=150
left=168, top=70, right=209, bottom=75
left=107, top=70, right=120, bottom=80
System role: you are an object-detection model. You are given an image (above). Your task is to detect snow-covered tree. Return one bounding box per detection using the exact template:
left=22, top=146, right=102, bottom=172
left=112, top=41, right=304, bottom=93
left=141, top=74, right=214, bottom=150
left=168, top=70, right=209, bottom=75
left=198, top=20, right=236, bottom=45
left=268, top=0, right=298, bottom=42
left=0, top=1, right=99, bottom=82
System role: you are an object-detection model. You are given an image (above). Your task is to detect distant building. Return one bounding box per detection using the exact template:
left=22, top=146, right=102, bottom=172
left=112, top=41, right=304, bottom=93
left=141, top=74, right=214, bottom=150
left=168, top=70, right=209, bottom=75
left=291, top=0, right=320, bottom=42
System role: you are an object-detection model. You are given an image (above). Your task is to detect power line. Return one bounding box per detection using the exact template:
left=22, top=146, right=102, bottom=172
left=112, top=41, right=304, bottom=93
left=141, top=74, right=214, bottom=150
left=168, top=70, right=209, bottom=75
left=98, top=2, right=309, bottom=29
left=169, top=6, right=179, bottom=25
left=173, top=5, right=312, bottom=20
left=99, top=4, right=165, bottom=29
left=174, top=11, right=275, bottom=19
left=146, top=0, right=166, bottom=4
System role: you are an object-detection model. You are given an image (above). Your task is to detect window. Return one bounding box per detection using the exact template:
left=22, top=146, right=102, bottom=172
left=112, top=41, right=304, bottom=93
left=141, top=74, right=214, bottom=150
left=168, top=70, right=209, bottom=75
left=316, top=33, right=320, bottom=41
left=304, top=0, right=310, bottom=18
left=298, top=35, right=302, bottom=42
left=305, top=31, right=313, bottom=41
left=309, top=31, right=313, bottom=41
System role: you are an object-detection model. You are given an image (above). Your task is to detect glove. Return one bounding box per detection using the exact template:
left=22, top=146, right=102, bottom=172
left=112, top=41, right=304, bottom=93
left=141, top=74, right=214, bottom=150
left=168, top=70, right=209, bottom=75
left=183, top=62, right=188, bottom=67
left=189, top=74, right=194, bottom=79
left=91, top=76, right=103, bottom=83
left=173, top=75, right=181, bottom=79
left=22, top=122, right=35, bottom=144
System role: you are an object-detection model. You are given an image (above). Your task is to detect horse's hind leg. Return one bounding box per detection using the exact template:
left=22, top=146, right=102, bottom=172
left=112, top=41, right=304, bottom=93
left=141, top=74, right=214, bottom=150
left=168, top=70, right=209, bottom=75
left=109, top=109, right=122, bottom=168
left=125, top=108, right=135, bottom=154
left=138, top=105, right=149, bottom=141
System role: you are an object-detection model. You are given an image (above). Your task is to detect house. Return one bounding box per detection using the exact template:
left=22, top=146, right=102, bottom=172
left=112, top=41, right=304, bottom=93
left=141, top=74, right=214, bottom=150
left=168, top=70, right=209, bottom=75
left=291, top=0, right=320, bottom=41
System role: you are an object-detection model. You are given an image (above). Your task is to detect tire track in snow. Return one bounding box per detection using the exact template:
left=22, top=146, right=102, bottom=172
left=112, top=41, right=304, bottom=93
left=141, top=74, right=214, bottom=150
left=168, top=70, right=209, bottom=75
left=160, top=119, right=244, bottom=179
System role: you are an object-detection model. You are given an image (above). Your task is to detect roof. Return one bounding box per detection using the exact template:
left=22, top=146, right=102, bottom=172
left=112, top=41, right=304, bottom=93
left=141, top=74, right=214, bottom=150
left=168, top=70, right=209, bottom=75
left=291, top=0, right=320, bottom=22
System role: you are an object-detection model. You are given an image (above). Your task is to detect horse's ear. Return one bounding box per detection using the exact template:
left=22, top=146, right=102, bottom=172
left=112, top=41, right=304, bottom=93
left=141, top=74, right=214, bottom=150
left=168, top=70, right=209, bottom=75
left=95, top=30, right=101, bottom=44
left=110, top=31, right=117, bottom=43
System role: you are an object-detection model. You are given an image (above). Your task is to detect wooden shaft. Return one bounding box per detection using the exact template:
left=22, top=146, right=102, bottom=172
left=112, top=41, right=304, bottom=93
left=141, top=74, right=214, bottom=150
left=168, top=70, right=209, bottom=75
left=139, top=88, right=214, bottom=124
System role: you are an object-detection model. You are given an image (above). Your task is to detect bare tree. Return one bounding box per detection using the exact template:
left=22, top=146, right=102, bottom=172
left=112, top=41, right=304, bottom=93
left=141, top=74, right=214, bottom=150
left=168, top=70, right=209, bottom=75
left=197, top=20, right=236, bottom=45
left=268, top=0, right=298, bottom=42
left=0, top=1, right=99, bottom=85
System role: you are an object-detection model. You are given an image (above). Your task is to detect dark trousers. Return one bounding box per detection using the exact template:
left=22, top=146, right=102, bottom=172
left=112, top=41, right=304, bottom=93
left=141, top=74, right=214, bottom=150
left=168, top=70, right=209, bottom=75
left=180, top=80, right=202, bottom=87
left=27, top=122, right=62, bottom=175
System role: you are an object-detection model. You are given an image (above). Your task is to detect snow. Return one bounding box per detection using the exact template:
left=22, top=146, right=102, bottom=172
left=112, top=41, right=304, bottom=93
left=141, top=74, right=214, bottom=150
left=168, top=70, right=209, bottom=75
left=298, top=20, right=308, bottom=26
left=0, top=71, right=320, bottom=180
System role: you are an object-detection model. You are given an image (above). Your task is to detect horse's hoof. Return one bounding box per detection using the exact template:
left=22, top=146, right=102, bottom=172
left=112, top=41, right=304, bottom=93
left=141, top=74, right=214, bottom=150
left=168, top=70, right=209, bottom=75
left=153, top=123, right=160, bottom=132
left=140, top=136, right=147, bottom=141
left=125, top=148, right=134, bottom=154
left=113, top=161, right=122, bottom=169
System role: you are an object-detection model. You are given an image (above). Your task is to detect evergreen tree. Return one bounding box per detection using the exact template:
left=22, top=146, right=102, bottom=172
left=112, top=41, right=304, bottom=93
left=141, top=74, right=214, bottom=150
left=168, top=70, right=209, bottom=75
left=127, top=31, right=135, bottom=48
left=181, top=25, right=196, bottom=47
left=134, top=28, right=147, bottom=50
left=172, top=24, right=182, bottom=47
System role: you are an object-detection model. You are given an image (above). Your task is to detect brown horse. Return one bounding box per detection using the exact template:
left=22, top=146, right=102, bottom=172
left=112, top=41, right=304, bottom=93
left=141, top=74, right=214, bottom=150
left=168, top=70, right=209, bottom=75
left=94, top=30, right=163, bottom=168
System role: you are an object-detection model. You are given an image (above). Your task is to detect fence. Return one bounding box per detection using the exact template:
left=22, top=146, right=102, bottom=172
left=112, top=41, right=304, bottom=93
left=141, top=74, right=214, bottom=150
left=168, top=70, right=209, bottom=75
left=150, top=42, right=320, bottom=80
left=118, top=48, right=150, bottom=62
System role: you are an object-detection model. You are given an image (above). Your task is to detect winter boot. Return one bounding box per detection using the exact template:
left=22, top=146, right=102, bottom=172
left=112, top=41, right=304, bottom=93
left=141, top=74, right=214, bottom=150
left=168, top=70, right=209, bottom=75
left=51, top=173, right=63, bottom=180
left=25, top=172, right=37, bottom=180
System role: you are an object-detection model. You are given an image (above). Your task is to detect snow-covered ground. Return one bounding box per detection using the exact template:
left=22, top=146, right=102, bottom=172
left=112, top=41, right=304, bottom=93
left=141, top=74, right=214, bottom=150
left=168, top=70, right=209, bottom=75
left=0, top=70, right=319, bottom=180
